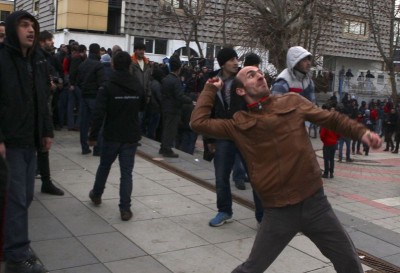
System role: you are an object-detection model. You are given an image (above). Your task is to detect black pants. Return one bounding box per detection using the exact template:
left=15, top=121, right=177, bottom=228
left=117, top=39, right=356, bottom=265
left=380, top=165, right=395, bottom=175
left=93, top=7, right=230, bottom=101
left=232, top=188, right=363, bottom=273
left=160, top=113, right=180, bottom=151
left=37, top=150, right=51, bottom=184
left=323, top=145, right=336, bottom=174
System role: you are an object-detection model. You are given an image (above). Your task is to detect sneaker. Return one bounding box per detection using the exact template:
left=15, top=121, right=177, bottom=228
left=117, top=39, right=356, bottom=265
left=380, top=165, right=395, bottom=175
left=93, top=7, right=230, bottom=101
left=234, top=180, right=246, bottom=190
left=89, top=190, right=102, bottom=205
left=321, top=173, right=329, bottom=178
left=209, top=212, right=233, bottom=227
left=120, top=209, right=133, bottom=221
left=330, top=173, right=334, bottom=178
left=5, top=258, right=47, bottom=273
left=82, top=148, right=92, bottom=155
left=41, top=181, right=64, bottom=196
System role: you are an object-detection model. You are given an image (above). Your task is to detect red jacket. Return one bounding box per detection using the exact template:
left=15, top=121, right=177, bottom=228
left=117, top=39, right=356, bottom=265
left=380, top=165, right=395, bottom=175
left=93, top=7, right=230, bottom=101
left=370, top=109, right=378, bottom=121
left=320, top=127, right=340, bottom=146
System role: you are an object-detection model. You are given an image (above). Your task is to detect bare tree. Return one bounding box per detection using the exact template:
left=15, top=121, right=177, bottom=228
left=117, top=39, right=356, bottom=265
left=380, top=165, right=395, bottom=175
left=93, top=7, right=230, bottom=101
left=365, top=0, right=399, bottom=103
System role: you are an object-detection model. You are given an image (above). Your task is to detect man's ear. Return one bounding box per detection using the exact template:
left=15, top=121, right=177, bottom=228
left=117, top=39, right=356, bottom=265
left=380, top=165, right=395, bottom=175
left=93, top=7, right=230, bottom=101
left=236, top=87, right=246, bottom=97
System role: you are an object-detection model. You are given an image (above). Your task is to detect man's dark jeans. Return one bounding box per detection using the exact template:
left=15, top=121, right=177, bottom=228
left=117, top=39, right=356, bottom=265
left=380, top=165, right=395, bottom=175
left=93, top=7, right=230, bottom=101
left=92, top=141, right=137, bottom=211
left=338, top=137, right=351, bottom=160
left=232, top=188, right=363, bottom=273
left=4, top=147, right=36, bottom=262
left=80, top=97, right=96, bottom=153
left=322, top=144, right=336, bottom=174
left=214, top=139, right=263, bottom=222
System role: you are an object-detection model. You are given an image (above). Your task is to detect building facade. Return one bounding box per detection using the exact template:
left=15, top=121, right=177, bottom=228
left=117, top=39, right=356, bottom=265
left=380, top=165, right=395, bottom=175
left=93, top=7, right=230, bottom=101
left=0, top=0, right=13, bottom=21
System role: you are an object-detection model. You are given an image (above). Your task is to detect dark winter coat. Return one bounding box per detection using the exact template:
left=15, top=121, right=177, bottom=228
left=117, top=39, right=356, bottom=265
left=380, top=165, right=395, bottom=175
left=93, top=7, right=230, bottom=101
left=161, top=72, right=192, bottom=114
left=77, top=54, right=105, bottom=98
left=89, top=70, right=145, bottom=143
left=0, top=11, right=54, bottom=148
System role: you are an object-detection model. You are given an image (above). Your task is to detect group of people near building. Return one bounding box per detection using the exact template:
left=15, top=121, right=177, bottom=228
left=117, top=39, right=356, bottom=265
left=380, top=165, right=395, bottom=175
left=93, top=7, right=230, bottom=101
left=0, top=10, right=390, bottom=273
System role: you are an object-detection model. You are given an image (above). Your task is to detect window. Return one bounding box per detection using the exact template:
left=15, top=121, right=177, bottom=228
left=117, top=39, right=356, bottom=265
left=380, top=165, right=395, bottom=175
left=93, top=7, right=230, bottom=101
left=33, top=0, right=40, bottom=15
left=206, top=44, right=222, bottom=58
left=377, top=74, right=384, bottom=85
left=171, top=0, right=183, bottom=9
left=0, top=11, right=10, bottom=21
left=134, top=37, right=167, bottom=55
left=343, top=20, right=366, bottom=36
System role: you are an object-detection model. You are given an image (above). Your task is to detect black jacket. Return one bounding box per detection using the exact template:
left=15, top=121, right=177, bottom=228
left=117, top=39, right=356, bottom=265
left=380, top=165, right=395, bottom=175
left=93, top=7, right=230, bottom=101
left=0, top=11, right=54, bottom=148
left=89, top=70, right=145, bottom=143
left=161, top=72, right=192, bottom=114
left=77, top=54, right=105, bottom=98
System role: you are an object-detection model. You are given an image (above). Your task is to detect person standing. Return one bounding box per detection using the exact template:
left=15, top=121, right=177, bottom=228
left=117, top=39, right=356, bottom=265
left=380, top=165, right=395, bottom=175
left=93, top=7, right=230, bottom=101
left=320, top=105, right=340, bottom=178
left=159, top=55, right=193, bottom=158
left=190, top=65, right=381, bottom=273
left=271, top=46, right=315, bottom=103
left=77, top=43, right=105, bottom=155
left=37, top=30, right=64, bottom=195
left=88, top=51, right=145, bottom=221
left=0, top=11, right=53, bottom=273
left=130, top=42, right=151, bottom=134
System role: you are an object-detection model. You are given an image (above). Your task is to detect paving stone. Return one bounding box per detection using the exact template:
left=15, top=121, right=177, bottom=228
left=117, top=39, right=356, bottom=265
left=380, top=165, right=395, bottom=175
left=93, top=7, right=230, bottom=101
left=78, top=232, right=146, bottom=262
left=29, top=216, right=72, bottom=241
left=348, top=231, right=400, bottom=258
left=31, top=237, right=98, bottom=271
left=51, top=263, right=112, bottom=273
left=105, top=256, right=173, bottom=273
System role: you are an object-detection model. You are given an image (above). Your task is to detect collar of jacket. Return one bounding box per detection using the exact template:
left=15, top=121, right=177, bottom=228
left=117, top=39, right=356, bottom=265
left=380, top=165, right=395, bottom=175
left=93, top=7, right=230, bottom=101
left=131, top=53, right=149, bottom=64
left=247, top=95, right=270, bottom=110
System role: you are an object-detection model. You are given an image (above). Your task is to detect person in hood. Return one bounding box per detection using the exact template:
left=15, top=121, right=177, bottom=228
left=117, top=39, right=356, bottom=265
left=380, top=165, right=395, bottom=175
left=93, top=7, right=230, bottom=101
left=0, top=10, right=53, bottom=273
left=87, top=51, right=145, bottom=221
left=271, top=46, right=315, bottom=102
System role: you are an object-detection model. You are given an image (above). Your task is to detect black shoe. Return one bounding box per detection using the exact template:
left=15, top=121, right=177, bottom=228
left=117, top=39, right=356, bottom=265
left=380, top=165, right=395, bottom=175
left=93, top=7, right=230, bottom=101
left=392, top=150, right=399, bottom=154
left=234, top=180, right=246, bottom=190
left=121, top=209, right=133, bottom=221
left=322, top=173, right=329, bottom=178
left=330, top=173, right=334, bottom=178
left=41, top=181, right=64, bottom=196
left=383, top=148, right=389, bottom=151
left=161, top=150, right=179, bottom=158
left=82, top=149, right=92, bottom=155
left=338, top=159, right=342, bottom=162
left=5, top=258, right=47, bottom=273
left=89, top=190, right=101, bottom=205
left=346, top=158, right=353, bottom=162
left=137, top=142, right=142, bottom=147
left=92, top=151, right=101, bottom=157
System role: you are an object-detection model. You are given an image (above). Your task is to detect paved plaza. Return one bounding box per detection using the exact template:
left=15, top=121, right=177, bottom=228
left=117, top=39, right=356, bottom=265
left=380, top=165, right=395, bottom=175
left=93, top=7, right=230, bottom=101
left=1, top=130, right=400, bottom=273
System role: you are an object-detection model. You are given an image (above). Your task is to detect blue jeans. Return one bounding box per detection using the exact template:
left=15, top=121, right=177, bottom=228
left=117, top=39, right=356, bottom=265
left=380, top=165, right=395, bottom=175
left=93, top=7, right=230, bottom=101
left=338, top=137, right=351, bottom=161
left=68, top=86, right=81, bottom=129
left=214, top=140, right=263, bottom=222
left=92, top=141, right=137, bottom=211
left=145, top=113, right=161, bottom=140
left=80, top=97, right=96, bottom=152
left=232, top=153, right=247, bottom=182
left=4, top=147, right=36, bottom=262
left=179, top=129, right=197, bottom=155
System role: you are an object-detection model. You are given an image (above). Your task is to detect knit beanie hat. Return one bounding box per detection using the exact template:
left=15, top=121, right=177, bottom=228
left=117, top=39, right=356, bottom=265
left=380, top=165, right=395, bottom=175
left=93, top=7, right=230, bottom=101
left=100, top=54, right=111, bottom=63
left=217, top=48, right=238, bottom=67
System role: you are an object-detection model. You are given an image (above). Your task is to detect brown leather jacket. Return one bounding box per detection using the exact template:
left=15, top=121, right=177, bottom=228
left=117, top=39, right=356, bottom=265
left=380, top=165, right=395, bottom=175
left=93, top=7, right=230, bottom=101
left=191, top=84, right=367, bottom=208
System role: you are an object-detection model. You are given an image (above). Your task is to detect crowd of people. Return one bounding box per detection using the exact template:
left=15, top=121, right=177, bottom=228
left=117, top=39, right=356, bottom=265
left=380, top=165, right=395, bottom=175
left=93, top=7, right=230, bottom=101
left=0, top=10, right=396, bottom=273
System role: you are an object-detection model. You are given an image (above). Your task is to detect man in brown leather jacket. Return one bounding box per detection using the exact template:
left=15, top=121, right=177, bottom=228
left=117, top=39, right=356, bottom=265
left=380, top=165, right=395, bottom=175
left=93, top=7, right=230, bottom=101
left=190, top=66, right=381, bottom=273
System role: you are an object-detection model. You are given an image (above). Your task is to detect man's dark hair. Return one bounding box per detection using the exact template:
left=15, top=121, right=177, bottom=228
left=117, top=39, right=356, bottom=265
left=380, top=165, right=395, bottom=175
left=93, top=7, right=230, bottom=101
left=169, top=55, right=181, bottom=72
left=0, top=21, right=5, bottom=26
left=134, top=42, right=146, bottom=50
left=112, top=51, right=132, bottom=71
left=38, top=30, right=53, bottom=42
left=78, top=44, right=87, bottom=53
left=244, top=53, right=261, bottom=67
left=89, top=43, right=100, bottom=55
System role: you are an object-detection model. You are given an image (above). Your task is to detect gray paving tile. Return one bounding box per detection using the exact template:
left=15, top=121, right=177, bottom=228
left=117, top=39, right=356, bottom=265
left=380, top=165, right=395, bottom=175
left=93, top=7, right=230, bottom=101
left=31, top=237, right=98, bottom=271
left=78, top=232, right=146, bottom=262
left=154, top=245, right=241, bottom=273
left=113, top=218, right=208, bottom=254
left=135, top=193, right=212, bottom=217
left=348, top=231, right=400, bottom=258
left=51, top=263, right=111, bottom=273
left=29, top=200, right=52, bottom=218
left=29, top=216, right=72, bottom=241
left=105, top=256, right=172, bottom=273
left=383, top=253, right=400, bottom=267
left=288, top=234, right=330, bottom=263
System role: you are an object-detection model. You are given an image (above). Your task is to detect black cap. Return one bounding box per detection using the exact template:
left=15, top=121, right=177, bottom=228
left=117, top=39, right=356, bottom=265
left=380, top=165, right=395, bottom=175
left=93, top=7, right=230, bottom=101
left=217, top=48, right=238, bottom=67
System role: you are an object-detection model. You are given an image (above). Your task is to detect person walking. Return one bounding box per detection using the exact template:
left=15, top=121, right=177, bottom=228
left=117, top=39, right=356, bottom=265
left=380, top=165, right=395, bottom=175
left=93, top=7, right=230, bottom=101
left=320, top=105, right=340, bottom=178
left=190, top=65, right=381, bottom=273
left=88, top=51, right=145, bottom=221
